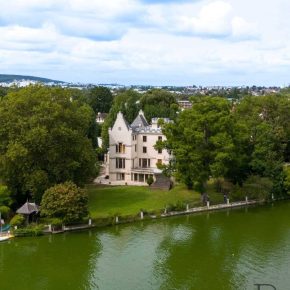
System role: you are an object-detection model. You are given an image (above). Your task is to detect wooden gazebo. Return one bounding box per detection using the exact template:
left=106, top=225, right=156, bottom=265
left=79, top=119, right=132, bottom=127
left=16, top=201, right=39, bottom=224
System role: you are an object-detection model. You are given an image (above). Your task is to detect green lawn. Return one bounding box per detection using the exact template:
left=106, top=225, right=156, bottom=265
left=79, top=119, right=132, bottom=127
left=87, top=184, right=201, bottom=219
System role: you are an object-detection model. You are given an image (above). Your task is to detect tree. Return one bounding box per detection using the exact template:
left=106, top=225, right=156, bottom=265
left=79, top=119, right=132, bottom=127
left=0, top=185, right=12, bottom=218
left=88, top=86, right=113, bottom=114
left=235, top=95, right=290, bottom=182
left=40, top=182, right=88, bottom=223
left=140, top=89, right=179, bottom=121
left=0, top=85, right=97, bottom=203
left=160, top=96, right=236, bottom=190
left=0, top=86, right=9, bottom=100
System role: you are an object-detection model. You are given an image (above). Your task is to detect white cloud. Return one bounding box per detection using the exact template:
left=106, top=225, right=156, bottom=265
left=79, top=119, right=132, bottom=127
left=0, top=0, right=289, bottom=85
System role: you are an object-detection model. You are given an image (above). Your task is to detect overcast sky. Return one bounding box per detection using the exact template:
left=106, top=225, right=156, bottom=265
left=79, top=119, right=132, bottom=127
left=1, top=0, right=290, bottom=86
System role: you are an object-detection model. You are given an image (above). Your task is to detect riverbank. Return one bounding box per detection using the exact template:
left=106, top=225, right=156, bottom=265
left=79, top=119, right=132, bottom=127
left=11, top=184, right=259, bottom=237
left=42, top=194, right=258, bottom=235
left=87, top=183, right=226, bottom=219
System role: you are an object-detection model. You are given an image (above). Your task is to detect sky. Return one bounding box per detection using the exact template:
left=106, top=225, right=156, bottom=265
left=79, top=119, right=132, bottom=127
left=0, top=0, right=290, bottom=86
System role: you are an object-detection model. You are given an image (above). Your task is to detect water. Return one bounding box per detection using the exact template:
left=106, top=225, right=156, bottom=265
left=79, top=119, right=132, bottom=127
left=1, top=202, right=290, bottom=290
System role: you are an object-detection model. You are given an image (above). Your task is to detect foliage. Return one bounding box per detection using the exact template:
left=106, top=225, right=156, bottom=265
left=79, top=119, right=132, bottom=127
left=0, top=85, right=97, bottom=203
left=0, top=86, right=9, bottom=99
left=10, top=214, right=25, bottom=227
left=213, top=178, right=234, bottom=195
left=242, top=175, right=273, bottom=201
left=160, top=96, right=235, bottom=190
left=101, top=90, right=140, bottom=149
left=88, top=86, right=114, bottom=114
left=0, top=205, right=10, bottom=218
left=41, top=182, right=88, bottom=223
left=283, top=166, right=290, bottom=194
left=159, top=94, right=290, bottom=194
left=140, top=89, right=179, bottom=121
left=13, top=224, right=44, bottom=236
left=166, top=201, right=186, bottom=211
left=101, top=89, right=179, bottom=150
left=0, top=185, right=12, bottom=207
left=146, top=175, right=154, bottom=186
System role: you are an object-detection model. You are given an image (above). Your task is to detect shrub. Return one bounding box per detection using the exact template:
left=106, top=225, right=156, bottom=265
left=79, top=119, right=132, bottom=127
left=167, top=201, right=186, bottom=212
left=147, top=176, right=154, bottom=186
left=13, top=225, right=44, bottom=237
left=243, top=175, right=273, bottom=201
left=0, top=205, right=10, bottom=219
left=10, top=214, right=25, bottom=227
left=41, top=181, right=88, bottom=224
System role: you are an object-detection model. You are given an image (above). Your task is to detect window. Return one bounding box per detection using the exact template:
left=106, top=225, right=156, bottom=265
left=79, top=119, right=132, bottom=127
left=116, top=143, right=126, bottom=153
left=157, top=159, right=162, bottom=165
left=139, top=158, right=150, bottom=168
left=158, top=148, right=162, bottom=154
left=133, top=135, right=137, bottom=141
left=116, top=173, right=125, bottom=180
left=116, top=158, right=125, bottom=169
left=158, top=136, right=162, bottom=141
left=143, top=146, right=147, bottom=153
left=143, top=136, right=147, bottom=142
left=135, top=144, right=137, bottom=152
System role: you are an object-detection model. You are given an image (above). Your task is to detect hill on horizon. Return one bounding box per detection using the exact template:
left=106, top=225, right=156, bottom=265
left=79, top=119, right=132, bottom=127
left=0, top=74, right=65, bottom=83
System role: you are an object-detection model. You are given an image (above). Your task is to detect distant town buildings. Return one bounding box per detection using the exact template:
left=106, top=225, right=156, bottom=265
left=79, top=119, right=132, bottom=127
left=178, top=100, right=192, bottom=110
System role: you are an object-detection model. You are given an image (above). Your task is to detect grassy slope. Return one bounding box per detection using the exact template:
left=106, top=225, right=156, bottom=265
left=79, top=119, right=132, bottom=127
left=87, top=184, right=202, bottom=219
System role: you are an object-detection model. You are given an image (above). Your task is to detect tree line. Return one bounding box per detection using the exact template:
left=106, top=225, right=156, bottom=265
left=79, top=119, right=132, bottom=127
left=158, top=91, right=290, bottom=200
left=0, top=85, right=178, bottom=223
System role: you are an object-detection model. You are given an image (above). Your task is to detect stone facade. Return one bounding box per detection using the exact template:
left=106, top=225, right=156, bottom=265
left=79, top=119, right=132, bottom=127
left=106, top=110, right=171, bottom=185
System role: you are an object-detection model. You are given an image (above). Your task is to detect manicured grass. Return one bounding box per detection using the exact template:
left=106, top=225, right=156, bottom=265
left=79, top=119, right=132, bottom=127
left=87, top=184, right=201, bottom=219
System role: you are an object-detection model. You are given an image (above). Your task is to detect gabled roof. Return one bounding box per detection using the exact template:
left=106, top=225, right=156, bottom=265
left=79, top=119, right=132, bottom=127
left=16, top=202, right=39, bottom=215
left=131, top=110, right=149, bottom=129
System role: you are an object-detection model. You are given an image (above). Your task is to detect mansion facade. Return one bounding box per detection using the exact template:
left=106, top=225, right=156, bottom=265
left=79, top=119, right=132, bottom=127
left=105, top=110, right=171, bottom=185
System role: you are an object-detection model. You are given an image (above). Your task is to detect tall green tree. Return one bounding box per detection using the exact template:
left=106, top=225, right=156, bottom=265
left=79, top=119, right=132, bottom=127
left=88, top=86, right=113, bottom=113
left=235, top=95, right=290, bottom=178
left=140, top=89, right=179, bottom=121
left=0, top=85, right=97, bottom=203
left=161, top=96, right=236, bottom=190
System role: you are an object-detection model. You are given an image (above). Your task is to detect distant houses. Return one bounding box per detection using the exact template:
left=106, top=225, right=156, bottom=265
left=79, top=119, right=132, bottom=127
left=178, top=100, right=192, bottom=110
left=96, top=112, right=108, bottom=124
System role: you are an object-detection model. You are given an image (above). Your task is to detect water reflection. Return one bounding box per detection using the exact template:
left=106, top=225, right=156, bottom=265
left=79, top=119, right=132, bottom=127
left=0, top=231, right=101, bottom=290
left=1, top=202, right=290, bottom=290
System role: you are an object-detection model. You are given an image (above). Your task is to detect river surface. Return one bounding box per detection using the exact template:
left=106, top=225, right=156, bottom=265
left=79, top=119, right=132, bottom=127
left=1, top=202, right=290, bottom=290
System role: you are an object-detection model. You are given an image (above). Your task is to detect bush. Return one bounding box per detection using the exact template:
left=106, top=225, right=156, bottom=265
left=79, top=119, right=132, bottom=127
left=147, top=176, right=154, bottom=186
left=0, top=205, right=10, bottom=219
left=10, top=214, right=25, bottom=227
left=243, top=175, right=273, bottom=201
left=49, top=218, right=63, bottom=227
left=13, top=225, right=44, bottom=237
left=41, top=181, right=88, bottom=224
left=167, top=201, right=186, bottom=212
